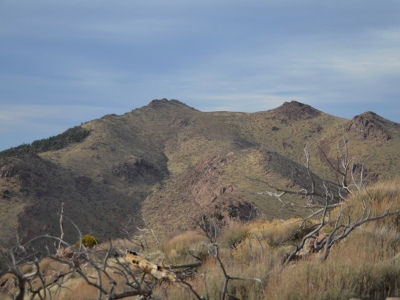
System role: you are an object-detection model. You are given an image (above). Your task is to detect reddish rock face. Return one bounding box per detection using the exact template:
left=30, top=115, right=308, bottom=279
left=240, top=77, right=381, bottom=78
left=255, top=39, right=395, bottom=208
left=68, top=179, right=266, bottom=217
left=186, top=154, right=257, bottom=223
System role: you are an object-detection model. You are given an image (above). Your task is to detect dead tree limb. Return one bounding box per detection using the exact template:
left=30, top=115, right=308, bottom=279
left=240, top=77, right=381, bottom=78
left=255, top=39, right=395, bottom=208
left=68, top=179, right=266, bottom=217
left=58, top=202, right=64, bottom=250
left=194, top=217, right=264, bottom=300
left=0, top=222, right=159, bottom=299
left=259, top=138, right=400, bottom=264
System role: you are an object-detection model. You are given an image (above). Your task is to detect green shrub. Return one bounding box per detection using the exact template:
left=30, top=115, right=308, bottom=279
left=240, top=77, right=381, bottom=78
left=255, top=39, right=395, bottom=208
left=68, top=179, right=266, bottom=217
left=0, top=126, right=90, bottom=158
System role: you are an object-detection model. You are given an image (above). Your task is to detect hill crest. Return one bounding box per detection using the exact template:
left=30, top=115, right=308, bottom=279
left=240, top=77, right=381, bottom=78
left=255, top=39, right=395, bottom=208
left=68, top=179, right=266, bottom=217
left=273, top=100, right=322, bottom=121
left=346, top=111, right=399, bottom=142
left=1, top=99, right=399, bottom=242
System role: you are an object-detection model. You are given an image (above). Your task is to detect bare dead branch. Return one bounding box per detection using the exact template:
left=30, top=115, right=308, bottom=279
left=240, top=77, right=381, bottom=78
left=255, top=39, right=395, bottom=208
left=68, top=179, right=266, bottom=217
left=194, top=217, right=264, bottom=300
left=258, top=137, right=400, bottom=265
left=58, top=202, right=65, bottom=250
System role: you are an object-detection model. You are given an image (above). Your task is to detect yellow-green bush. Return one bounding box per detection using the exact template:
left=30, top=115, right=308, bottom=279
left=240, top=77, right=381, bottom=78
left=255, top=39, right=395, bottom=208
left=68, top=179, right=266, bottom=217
left=160, top=231, right=208, bottom=265
left=220, top=224, right=250, bottom=250
left=75, top=234, right=100, bottom=248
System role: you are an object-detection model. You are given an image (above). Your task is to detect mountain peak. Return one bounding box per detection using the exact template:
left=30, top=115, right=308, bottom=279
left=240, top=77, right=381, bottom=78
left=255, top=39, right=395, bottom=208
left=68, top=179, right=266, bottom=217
left=346, top=111, right=392, bottom=142
left=1, top=100, right=400, bottom=243
left=359, top=111, right=378, bottom=118
left=283, top=100, right=307, bottom=107
left=147, top=98, right=197, bottom=110
left=274, top=101, right=321, bottom=121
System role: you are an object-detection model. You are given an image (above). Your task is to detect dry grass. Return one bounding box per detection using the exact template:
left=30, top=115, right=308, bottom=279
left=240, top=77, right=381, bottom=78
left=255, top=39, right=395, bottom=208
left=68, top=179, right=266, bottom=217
left=57, top=271, right=134, bottom=300
left=160, top=231, right=209, bottom=265
left=2, top=180, right=400, bottom=300
left=350, top=180, right=400, bottom=227
left=265, top=227, right=400, bottom=300
left=219, top=224, right=250, bottom=250
left=155, top=180, right=400, bottom=300
left=58, top=279, right=100, bottom=300
left=262, top=180, right=400, bottom=300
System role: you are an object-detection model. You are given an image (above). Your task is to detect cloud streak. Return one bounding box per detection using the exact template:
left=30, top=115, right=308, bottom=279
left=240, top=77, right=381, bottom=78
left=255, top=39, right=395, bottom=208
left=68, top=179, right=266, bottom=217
left=1, top=0, right=400, bottom=150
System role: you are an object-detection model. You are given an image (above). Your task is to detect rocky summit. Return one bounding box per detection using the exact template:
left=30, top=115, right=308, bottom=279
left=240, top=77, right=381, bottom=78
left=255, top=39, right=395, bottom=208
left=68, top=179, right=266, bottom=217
left=1, top=99, right=400, bottom=243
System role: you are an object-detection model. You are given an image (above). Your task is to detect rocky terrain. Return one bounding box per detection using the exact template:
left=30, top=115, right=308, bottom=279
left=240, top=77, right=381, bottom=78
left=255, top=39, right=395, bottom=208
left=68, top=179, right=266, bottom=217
left=1, top=99, right=400, bottom=243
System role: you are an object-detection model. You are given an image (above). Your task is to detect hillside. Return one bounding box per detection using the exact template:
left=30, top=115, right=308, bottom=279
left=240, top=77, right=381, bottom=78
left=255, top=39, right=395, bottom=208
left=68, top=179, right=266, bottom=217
left=1, top=99, right=400, bottom=243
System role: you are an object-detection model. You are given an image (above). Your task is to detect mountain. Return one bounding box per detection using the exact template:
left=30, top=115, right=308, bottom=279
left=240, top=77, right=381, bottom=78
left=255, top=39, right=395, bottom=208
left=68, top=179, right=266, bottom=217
left=1, top=99, right=399, bottom=243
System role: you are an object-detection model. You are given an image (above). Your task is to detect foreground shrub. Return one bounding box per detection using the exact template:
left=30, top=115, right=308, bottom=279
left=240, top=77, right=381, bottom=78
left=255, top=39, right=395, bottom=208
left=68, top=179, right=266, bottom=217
left=75, top=234, right=100, bottom=248
left=264, top=222, right=400, bottom=299
left=160, top=231, right=208, bottom=265
left=265, top=259, right=400, bottom=300
left=220, top=224, right=250, bottom=250
left=3, top=181, right=400, bottom=300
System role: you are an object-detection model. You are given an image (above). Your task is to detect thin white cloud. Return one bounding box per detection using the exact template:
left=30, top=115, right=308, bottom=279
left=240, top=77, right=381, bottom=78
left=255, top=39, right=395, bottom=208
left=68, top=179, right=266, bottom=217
left=0, top=104, right=113, bottom=128
left=1, top=0, right=400, bottom=150
left=78, top=19, right=185, bottom=41
left=193, top=94, right=289, bottom=113
left=0, top=103, right=124, bottom=150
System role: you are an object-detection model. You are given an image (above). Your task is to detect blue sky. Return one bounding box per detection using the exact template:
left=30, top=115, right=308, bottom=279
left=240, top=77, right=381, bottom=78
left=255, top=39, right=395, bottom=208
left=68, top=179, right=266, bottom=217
left=1, top=1, right=400, bottom=151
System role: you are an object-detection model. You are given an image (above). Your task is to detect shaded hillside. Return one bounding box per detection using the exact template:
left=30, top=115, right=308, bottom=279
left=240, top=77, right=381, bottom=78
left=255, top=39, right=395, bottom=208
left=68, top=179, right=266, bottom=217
left=1, top=99, right=400, bottom=242
left=0, top=153, right=151, bottom=242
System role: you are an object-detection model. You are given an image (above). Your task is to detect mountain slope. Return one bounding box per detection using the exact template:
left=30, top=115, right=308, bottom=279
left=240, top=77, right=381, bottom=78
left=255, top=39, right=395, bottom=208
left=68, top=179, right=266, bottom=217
left=1, top=99, right=399, bottom=242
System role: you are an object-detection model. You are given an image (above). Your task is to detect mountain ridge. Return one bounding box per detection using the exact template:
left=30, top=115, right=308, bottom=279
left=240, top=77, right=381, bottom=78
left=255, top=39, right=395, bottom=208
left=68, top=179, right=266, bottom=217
left=1, top=99, right=399, bottom=242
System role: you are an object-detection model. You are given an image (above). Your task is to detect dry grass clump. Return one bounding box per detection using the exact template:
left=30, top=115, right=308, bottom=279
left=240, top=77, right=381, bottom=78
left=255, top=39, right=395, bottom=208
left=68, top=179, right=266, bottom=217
left=228, top=219, right=302, bottom=265
left=3, top=180, right=399, bottom=300
left=266, top=261, right=400, bottom=300
left=219, top=223, right=250, bottom=250
left=265, top=227, right=400, bottom=300
left=154, top=256, right=269, bottom=300
left=351, top=180, right=400, bottom=228
left=58, top=279, right=100, bottom=300
left=170, top=181, right=400, bottom=300
left=201, top=259, right=267, bottom=300
left=52, top=254, right=157, bottom=300
left=160, top=231, right=209, bottom=265
left=247, top=218, right=315, bottom=246
left=57, top=270, right=137, bottom=300
left=261, top=180, right=400, bottom=300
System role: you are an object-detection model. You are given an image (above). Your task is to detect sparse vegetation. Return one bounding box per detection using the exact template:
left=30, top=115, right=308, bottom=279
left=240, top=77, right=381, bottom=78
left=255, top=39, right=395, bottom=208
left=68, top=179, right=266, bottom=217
left=1, top=100, right=400, bottom=299
left=1, top=181, right=400, bottom=299
left=220, top=224, right=250, bottom=250
left=0, top=126, right=90, bottom=158
left=160, top=231, right=208, bottom=265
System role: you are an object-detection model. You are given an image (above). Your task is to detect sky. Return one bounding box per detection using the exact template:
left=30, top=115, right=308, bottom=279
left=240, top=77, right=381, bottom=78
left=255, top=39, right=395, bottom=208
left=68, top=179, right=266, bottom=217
left=1, top=1, right=400, bottom=151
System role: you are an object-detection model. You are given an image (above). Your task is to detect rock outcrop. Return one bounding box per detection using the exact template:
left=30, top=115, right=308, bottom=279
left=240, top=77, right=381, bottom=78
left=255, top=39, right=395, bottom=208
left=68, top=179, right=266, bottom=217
left=346, top=112, right=392, bottom=142
left=274, top=101, right=321, bottom=121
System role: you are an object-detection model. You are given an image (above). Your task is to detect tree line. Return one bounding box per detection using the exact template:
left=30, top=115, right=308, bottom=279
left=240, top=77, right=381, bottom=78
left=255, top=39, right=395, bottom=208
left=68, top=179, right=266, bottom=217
left=0, top=126, right=90, bottom=158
